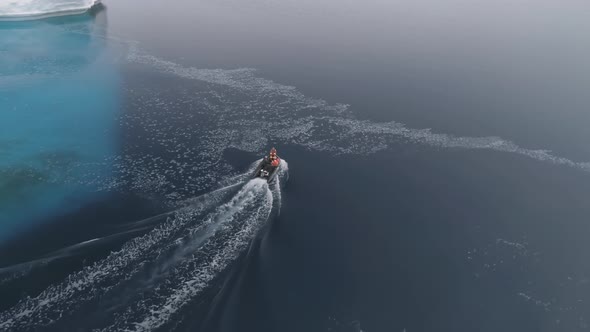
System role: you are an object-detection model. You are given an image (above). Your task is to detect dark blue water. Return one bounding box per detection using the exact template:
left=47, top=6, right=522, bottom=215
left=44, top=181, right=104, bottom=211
left=2, top=0, right=590, bottom=331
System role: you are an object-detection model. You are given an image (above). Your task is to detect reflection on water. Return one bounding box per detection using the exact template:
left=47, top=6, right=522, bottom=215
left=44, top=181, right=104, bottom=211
left=0, top=9, right=119, bottom=240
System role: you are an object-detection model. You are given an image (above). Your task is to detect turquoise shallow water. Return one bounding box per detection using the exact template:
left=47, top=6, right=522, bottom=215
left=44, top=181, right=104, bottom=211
left=0, top=12, right=119, bottom=240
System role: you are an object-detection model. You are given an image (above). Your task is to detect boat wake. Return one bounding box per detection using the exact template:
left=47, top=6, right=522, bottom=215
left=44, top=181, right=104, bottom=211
left=0, top=0, right=100, bottom=21
left=125, top=44, right=590, bottom=174
left=0, top=161, right=287, bottom=331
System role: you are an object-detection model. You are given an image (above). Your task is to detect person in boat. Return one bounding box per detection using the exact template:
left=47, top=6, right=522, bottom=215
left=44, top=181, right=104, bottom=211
left=261, top=147, right=280, bottom=172
left=269, top=148, right=280, bottom=167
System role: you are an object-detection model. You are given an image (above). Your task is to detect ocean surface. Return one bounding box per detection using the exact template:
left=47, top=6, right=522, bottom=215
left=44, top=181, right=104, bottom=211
left=1, top=0, right=590, bottom=331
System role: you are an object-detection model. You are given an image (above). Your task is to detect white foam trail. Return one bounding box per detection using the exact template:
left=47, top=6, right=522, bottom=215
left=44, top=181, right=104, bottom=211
left=0, top=165, right=286, bottom=331
left=126, top=44, right=348, bottom=112
left=0, top=183, right=244, bottom=285
left=272, top=160, right=288, bottom=215
left=0, top=0, right=100, bottom=21
left=326, top=117, right=590, bottom=171
left=125, top=46, right=590, bottom=174
left=101, top=179, right=273, bottom=332
left=149, top=179, right=270, bottom=279
left=0, top=226, right=155, bottom=285
left=121, top=181, right=244, bottom=230
left=0, top=172, right=251, bottom=330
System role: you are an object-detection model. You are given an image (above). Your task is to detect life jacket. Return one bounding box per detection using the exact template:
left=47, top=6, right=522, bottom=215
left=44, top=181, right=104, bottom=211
left=271, top=157, right=280, bottom=167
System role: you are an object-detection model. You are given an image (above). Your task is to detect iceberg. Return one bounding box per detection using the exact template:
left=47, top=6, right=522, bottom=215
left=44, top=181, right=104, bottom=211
left=0, top=0, right=100, bottom=21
